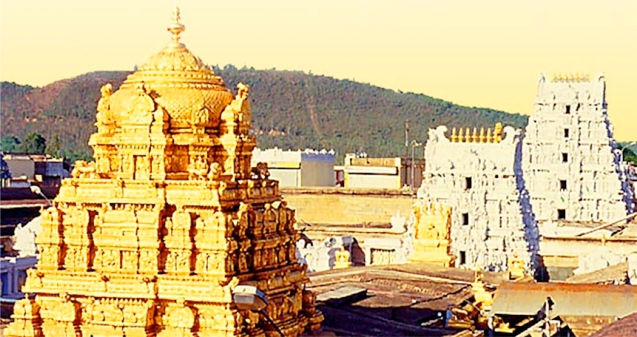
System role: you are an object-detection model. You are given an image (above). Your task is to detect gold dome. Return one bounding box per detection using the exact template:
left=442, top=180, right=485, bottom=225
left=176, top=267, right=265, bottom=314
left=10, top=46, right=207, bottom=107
left=109, top=8, right=233, bottom=130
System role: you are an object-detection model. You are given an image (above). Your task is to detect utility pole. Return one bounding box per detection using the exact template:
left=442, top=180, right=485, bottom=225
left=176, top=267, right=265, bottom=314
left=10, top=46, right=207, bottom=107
left=404, top=119, right=409, bottom=159
left=410, top=140, right=422, bottom=194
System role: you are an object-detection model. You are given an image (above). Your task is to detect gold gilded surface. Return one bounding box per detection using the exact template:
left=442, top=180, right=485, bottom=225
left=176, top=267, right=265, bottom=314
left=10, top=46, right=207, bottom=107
left=333, top=247, right=351, bottom=269
left=408, top=203, right=455, bottom=267
left=507, top=252, right=526, bottom=281
left=470, top=268, right=493, bottom=310
left=450, top=123, right=503, bottom=143
left=5, top=8, right=322, bottom=337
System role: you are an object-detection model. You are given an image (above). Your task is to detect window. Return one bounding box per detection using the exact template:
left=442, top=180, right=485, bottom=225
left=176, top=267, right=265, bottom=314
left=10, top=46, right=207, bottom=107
left=564, top=128, right=570, bottom=138
left=560, top=180, right=567, bottom=190
left=565, top=105, right=571, bottom=114
left=562, top=153, right=569, bottom=163
left=465, top=177, right=472, bottom=190
left=558, top=209, right=566, bottom=219
left=462, top=213, right=470, bottom=226
left=459, top=251, right=466, bottom=265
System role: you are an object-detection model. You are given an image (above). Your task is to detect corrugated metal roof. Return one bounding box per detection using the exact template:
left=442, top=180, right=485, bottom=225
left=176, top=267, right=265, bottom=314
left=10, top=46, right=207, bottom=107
left=492, top=282, right=637, bottom=317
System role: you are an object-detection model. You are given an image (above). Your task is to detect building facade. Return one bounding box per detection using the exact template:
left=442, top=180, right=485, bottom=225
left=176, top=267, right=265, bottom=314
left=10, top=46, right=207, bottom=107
left=523, top=74, right=633, bottom=223
left=251, top=148, right=335, bottom=187
left=343, top=154, right=425, bottom=190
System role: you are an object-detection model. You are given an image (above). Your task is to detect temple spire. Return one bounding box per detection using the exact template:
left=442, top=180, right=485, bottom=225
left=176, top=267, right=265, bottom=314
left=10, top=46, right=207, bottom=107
left=167, top=7, right=185, bottom=47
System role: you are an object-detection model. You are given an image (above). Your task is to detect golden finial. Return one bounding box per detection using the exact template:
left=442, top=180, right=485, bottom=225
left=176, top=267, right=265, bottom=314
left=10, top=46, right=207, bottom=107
left=464, top=128, right=471, bottom=142
left=486, top=128, right=493, bottom=143
left=479, top=128, right=485, bottom=143
left=552, top=74, right=557, bottom=82
left=458, top=128, right=464, bottom=142
left=451, top=127, right=458, bottom=142
left=494, top=122, right=503, bottom=142
left=471, top=128, right=478, bottom=143
left=167, top=7, right=186, bottom=47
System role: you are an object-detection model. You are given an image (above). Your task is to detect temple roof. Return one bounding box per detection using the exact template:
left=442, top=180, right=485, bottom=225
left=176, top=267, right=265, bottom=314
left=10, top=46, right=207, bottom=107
left=139, top=8, right=207, bottom=73
left=106, top=7, right=233, bottom=130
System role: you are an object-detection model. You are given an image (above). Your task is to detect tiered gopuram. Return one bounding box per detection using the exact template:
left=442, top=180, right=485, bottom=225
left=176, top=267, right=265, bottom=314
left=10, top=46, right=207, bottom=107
left=4, top=9, right=322, bottom=337
left=523, top=73, right=633, bottom=223
left=415, top=124, right=538, bottom=272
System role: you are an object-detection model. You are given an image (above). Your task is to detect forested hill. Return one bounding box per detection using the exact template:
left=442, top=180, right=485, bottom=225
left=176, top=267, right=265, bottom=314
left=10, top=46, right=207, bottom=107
left=1, top=66, right=528, bottom=162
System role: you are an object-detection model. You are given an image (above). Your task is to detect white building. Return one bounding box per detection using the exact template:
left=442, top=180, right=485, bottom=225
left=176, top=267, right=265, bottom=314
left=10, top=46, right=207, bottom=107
left=416, top=125, right=538, bottom=272
left=523, top=74, right=633, bottom=223
left=251, top=148, right=335, bottom=187
left=343, top=154, right=425, bottom=189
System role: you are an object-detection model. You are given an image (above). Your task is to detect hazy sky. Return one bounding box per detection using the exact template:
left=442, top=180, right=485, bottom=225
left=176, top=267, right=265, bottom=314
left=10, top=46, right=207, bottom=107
left=1, top=0, right=635, bottom=140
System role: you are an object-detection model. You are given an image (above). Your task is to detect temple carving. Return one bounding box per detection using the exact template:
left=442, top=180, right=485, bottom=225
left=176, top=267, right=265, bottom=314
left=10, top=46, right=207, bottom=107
left=407, top=203, right=455, bottom=267
left=4, top=8, right=322, bottom=337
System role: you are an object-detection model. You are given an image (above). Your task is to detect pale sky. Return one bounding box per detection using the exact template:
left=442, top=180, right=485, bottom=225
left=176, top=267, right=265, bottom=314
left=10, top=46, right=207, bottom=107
left=1, top=0, right=635, bottom=140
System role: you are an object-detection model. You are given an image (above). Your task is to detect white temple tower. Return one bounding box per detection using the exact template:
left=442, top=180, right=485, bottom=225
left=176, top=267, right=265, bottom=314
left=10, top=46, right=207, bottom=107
left=415, top=125, right=538, bottom=272
left=522, top=74, right=633, bottom=223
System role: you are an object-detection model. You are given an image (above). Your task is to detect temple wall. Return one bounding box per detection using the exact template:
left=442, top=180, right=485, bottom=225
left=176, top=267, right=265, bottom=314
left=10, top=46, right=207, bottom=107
left=523, top=74, right=633, bottom=223
left=281, top=187, right=413, bottom=226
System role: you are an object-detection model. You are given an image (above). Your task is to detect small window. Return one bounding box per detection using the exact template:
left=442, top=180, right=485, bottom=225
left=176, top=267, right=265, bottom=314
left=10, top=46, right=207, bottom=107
left=564, top=128, right=570, bottom=138
left=565, top=105, right=571, bottom=114
left=558, top=209, right=566, bottom=219
left=562, top=153, right=568, bottom=163
left=560, top=180, right=567, bottom=190
left=459, top=251, right=467, bottom=265
left=462, top=213, right=469, bottom=226
left=465, top=177, right=472, bottom=190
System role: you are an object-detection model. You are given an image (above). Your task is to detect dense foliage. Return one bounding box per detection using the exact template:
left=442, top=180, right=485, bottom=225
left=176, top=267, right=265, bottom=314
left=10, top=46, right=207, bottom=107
left=1, top=68, right=529, bottom=163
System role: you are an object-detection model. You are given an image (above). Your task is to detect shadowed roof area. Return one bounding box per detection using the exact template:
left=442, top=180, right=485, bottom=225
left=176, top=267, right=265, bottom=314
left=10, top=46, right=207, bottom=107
left=589, top=312, right=637, bottom=337
left=492, top=282, right=637, bottom=317
left=306, top=263, right=507, bottom=336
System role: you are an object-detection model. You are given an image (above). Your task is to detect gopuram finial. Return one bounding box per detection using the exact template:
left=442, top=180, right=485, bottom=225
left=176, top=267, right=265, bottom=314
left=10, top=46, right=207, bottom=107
left=167, top=7, right=185, bottom=47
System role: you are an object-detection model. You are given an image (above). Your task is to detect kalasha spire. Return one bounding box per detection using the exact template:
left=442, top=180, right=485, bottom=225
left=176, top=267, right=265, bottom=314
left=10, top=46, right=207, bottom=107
left=167, top=7, right=185, bottom=48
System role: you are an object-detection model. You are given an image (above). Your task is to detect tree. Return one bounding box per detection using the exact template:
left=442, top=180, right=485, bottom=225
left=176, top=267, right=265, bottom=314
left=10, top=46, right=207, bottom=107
left=623, top=147, right=637, bottom=165
left=46, top=134, right=62, bottom=158
left=20, top=132, right=47, bottom=154
left=0, top=136, right=21, bottom=153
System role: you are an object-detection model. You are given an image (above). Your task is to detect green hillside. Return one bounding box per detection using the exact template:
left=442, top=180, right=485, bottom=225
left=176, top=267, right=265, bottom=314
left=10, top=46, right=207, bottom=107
left=0, top=67, right=528, bottom=162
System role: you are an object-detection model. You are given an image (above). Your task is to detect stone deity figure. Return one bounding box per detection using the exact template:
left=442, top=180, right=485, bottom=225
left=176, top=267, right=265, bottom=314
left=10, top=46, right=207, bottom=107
left=96, top=83, right=113, bottom=125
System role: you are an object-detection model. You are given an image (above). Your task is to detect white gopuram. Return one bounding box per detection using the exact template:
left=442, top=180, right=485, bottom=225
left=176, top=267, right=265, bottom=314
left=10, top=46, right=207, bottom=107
left=522, top=74, right=633, bottom=223
left=416, top=125, right=539, bottom=272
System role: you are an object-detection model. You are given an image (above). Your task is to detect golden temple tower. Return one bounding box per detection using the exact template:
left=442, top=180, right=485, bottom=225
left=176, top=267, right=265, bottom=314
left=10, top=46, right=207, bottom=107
left=4, top=8, right=322, bottom=337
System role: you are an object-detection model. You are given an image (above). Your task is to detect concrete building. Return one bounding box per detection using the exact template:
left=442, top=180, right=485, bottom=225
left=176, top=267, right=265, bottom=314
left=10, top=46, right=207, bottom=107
left=3, top=154, right=35, bottom=180
left=523, top=73, right=633, bottom=223
left=0, top=256, right=37, bottom=304
left=251, top=148, right=335, bottom=187
left=415, top=124, right=538, bottom=272
left=343, top=154, right=425, bottom=190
